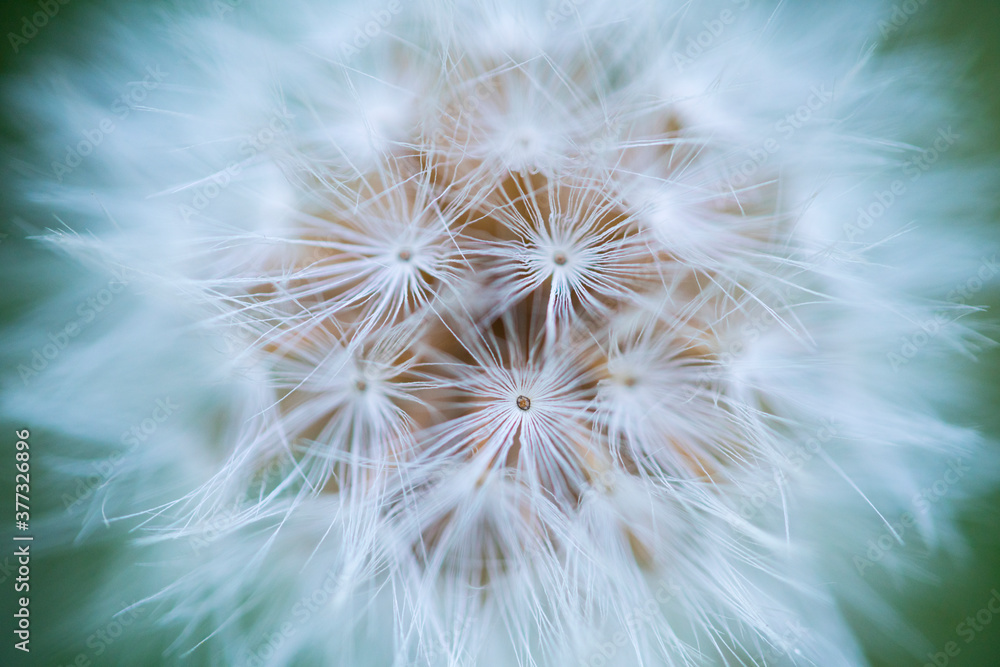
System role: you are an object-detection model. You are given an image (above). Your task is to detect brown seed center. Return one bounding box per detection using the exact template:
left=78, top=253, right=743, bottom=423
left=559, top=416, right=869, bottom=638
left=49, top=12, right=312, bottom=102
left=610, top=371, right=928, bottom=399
left=516, top=395, right=531, bottom=411
left=397, top=248, right=412, bottom=262
left=552, top=251, right=568, bottom=266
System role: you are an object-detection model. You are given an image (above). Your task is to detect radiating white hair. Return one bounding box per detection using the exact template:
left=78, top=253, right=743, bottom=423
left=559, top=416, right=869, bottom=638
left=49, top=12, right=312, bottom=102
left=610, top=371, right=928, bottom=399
left=3, top=0, right=998, bottom=665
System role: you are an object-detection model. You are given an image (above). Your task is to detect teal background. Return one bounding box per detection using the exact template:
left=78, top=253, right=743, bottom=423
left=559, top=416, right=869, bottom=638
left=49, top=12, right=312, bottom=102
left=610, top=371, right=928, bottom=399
left=1, top=1, right=999, bottom=665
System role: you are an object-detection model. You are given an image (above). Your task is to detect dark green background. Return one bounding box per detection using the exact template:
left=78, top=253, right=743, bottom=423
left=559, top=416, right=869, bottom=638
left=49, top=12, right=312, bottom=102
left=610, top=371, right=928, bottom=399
left=1, top=1, right=999, bottom=666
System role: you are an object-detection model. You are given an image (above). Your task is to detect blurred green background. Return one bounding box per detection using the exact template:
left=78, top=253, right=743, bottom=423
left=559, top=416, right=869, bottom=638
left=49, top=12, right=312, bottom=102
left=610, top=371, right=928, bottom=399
left=1, top=1, right=999, bottom=666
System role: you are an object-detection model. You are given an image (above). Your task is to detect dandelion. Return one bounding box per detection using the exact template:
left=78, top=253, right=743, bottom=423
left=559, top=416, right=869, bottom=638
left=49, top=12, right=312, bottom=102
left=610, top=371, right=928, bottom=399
left=3, top=0, right=997, bottom=666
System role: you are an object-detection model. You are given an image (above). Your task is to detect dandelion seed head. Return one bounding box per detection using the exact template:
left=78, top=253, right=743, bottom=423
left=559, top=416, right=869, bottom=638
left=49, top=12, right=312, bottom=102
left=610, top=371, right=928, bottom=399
left=6, top=0, right=998, bottom=665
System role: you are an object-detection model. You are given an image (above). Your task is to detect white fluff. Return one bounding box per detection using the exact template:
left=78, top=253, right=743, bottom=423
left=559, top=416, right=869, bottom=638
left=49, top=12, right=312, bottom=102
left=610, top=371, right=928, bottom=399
left=3, top=1, right=998, bottom=665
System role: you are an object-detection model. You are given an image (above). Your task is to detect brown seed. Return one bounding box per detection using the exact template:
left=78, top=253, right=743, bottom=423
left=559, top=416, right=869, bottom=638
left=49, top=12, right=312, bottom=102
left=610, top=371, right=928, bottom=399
left=397, top=248, right=412, bottom=262
left=552, top=251, right=567, bottom=266
left=516, top=395, right=531, bottom=411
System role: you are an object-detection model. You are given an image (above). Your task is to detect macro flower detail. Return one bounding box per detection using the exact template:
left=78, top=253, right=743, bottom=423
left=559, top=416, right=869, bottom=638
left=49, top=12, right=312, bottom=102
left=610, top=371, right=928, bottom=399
left=3, top=1, right=998, bottom=666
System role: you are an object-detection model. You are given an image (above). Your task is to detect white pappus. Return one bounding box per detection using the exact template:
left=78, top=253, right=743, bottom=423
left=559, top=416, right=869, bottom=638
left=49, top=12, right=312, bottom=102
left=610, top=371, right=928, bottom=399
left=2, top=1, right=998, bottom=666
